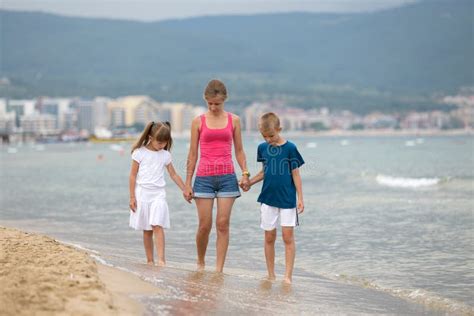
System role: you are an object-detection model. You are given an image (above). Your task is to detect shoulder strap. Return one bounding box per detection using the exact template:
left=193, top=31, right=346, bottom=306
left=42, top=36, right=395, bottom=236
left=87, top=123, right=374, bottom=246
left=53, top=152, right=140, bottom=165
left=199, top=114, right=206, bottom=131
left=227, top=112, right=233, bottom=130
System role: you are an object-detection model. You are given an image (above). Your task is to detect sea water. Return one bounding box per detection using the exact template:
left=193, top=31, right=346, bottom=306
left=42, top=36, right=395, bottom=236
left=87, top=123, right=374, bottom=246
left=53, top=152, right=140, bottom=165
left=1, top=136, right=472, bottom=315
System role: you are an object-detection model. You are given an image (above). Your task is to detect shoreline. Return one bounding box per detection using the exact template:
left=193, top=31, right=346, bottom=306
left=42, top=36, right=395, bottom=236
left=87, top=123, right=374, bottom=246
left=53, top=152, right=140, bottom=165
left=260, top=128, right=474, bottom=138
left=0, top=226, right=161, bottom=316
left=1, top=128, right=472, bottom=145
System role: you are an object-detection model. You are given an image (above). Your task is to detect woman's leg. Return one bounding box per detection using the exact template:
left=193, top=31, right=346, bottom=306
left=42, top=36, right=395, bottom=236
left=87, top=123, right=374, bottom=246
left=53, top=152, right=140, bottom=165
left=215, top=197, right=235, bottom=272
left=143, top=230, right=154, bottom=264
left=264, top=229, right=277, bottom=280
left=195, top=198, right=214, bottom=270
left=152, top=225, right=165, bottom=266
left=282, top=227, right=295, bottom=284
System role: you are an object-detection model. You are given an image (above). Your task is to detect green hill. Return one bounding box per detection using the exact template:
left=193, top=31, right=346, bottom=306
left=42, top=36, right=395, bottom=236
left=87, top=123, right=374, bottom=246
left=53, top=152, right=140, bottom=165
left=1, top=0, right=472, bottom=113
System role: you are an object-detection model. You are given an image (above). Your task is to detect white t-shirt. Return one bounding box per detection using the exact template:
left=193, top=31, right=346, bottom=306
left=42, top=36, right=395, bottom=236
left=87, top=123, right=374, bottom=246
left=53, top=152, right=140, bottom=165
left=132, top=147, right=172, bottom=189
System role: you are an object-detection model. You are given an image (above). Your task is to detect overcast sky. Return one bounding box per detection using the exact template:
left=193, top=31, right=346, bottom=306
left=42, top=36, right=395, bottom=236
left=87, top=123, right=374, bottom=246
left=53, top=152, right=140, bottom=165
left=2, top=0, right=418, bottom=22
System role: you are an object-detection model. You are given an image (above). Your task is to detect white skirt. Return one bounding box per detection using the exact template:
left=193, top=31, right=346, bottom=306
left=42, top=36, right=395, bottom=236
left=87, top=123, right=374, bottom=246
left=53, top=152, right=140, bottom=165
left=129, top=185, right=170, bottom=231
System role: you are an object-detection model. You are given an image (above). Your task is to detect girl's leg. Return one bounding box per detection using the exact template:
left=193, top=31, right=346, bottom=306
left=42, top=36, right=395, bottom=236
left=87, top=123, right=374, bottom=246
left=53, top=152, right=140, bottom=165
left=143, top=230, right=154, bottom=264
left=195, top=198, right=214, bottom=270
left=152, top=225, right=165, bottom=266
left=264, top=229, right=277, bottom=280
left=282, top=227, right=295, bottom=284
left=215, top=197, right=235, bottom=272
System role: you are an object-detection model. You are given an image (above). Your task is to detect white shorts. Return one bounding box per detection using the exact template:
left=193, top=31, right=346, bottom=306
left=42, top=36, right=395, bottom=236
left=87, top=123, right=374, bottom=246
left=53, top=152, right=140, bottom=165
left=260, top=203, right=297, bottom=231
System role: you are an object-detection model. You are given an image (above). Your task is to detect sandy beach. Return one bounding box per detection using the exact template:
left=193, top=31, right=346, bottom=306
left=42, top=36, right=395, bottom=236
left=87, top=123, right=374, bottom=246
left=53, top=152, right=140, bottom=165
left=0, top=226, right=161, bottom=316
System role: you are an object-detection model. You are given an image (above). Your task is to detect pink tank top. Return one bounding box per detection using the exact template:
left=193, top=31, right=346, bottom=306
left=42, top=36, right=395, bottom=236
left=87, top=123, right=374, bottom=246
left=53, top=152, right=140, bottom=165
left=196, top=113, right=235, bottom=176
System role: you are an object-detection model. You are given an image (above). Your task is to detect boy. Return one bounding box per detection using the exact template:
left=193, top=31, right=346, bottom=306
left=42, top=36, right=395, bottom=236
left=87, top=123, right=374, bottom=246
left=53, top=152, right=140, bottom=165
left=244, top=112, right=305, bottom=284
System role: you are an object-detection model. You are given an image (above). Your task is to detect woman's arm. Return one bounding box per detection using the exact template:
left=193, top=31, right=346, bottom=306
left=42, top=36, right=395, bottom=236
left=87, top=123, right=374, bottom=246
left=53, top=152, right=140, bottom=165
left=291, top=167, right=304, bottom=213
left=232, top=115, right=250, bottom=188
left=129, top=161, right=139, bottom=212
left=184, top=117, right=200, bottom=200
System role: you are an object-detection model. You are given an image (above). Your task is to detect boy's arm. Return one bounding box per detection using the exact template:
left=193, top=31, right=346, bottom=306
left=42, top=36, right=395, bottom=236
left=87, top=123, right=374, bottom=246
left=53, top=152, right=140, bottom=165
left=129, top=161, right=139, bottom=212
left=292, top=167, right=304, bottom=213
left=249, top=168, right=264, bottom=187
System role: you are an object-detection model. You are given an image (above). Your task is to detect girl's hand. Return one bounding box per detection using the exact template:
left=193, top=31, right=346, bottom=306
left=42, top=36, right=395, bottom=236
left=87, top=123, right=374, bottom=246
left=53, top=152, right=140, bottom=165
left=183, top=185, right=193, bottom=203
left=297, top=200, right=304, bottom=214
left=129, top=197, right=137, bottom=212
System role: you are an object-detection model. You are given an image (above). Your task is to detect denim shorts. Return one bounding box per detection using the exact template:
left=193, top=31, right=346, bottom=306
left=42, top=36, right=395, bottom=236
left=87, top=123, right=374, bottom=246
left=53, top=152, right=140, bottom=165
left=193, top=173, right=241, bottom=199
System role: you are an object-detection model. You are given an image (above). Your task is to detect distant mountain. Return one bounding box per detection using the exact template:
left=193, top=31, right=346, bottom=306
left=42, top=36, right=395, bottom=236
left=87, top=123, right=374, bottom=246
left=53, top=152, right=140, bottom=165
left=1, top=0, right=472, bottom=113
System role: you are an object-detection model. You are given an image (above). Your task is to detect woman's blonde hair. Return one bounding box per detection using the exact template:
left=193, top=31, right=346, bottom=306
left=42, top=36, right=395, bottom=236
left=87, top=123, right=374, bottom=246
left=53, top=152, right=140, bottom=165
left=131, top=121, right=173, bottom=153
left=259, top=112, right=281, bottom=132
left=204, top=79, right=227, bottom=100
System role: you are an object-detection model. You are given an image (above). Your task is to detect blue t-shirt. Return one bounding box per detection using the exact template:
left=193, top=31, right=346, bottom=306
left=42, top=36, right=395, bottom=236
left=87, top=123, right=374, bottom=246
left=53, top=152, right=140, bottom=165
left=257, top=141, right=305, bottom=209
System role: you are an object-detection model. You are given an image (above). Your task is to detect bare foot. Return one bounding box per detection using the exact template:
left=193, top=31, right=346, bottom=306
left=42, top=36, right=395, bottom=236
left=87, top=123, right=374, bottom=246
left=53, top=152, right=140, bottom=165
left=197, top=262, right=205, bottom=271
left=283, top=277, right=292, bottom=284
left=266, top=274, right=276, bottom=281
left=157, top=260, right=166, bottom=267
left=147, top=261, right=155, bottom=266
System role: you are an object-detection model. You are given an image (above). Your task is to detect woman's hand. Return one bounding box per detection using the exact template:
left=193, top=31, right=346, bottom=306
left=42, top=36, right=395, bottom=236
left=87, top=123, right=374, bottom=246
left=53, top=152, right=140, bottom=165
left=129, top=197, right=137, bottom=212
left=183, top=184, right=193, bottom=203
left=239, top=176, right=250, bottom=192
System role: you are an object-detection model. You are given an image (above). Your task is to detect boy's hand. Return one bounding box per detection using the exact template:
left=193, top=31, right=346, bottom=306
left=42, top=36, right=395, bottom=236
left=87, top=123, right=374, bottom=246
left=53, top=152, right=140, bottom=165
left=129, top=197, right=137, bottom=212
left=239, top=178, right=250, bottom=192
left=297, top=200, right=304, bottom=214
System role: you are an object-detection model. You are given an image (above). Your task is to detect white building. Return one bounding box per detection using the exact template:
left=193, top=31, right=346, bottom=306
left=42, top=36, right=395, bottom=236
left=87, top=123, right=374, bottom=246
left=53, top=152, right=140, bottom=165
left=162, top=102, right=204, bottom=134
left=0, top=99, right=15, bottom=135
left=108, top=96, right=159, bottom=127
left=244, top=102, right=271, bottom=132
left=38, top=98, right=73, bottom=130
left=76, top=100, right=95, bottom=133
left=110, top=107, right=126, bottom=128
left=93, top=97, right=111, bottom=129
left=20, top=113, right=57, bottom=135
left=6, top=99, right=36, bottom=127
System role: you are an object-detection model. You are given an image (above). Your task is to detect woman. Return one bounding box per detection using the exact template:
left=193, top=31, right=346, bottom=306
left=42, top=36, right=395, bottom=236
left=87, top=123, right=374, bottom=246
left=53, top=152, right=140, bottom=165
left=183, top=79, right=250, bottom=272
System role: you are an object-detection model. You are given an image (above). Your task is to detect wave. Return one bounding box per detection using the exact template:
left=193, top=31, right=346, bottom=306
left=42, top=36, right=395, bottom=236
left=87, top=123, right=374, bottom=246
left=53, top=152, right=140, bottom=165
left=376, top=174, right=441, bottom=188
left=336, top=273, right=473, bottom=315
left=61, top=241, right=100, bottom=254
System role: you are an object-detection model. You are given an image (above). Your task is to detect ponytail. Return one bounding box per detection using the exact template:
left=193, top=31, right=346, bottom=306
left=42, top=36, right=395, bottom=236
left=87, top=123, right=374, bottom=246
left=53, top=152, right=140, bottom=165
left=163, top=121, right=173, bottom=152
left=131, top=122, right=154, bottom=153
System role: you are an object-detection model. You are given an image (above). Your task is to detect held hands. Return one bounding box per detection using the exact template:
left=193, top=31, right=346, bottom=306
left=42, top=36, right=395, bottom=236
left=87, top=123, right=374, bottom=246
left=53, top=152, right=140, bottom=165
left=297, top=199, right=305, bottom=214
left=239, top=176, right=251, bottom=192
left=182, top=184, right=193, bottom=203
left=129, top=197, right=137, bottom=212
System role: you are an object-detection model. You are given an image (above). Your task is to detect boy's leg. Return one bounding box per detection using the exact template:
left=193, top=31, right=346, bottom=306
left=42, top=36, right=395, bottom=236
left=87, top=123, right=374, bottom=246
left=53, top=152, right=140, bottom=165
left=264, top=229, right=277, bottom=280
left=143, top=230, right=154, bottom=264
left=282, top=227, right=295, bottom=284
left=195, top=198, right=214, bottom=270
left=260, top=203, right=279, bottom=280
left=215, top=197, right=235, bottom=272
left=152, top=225, right=165, bottom=266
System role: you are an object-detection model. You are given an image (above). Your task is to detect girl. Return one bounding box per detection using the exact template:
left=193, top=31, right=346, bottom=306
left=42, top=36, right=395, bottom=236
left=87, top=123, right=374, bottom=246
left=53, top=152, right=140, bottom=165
left=129, top=121, right=188, bottom=266
left=183, top=79, right=250, bottom=272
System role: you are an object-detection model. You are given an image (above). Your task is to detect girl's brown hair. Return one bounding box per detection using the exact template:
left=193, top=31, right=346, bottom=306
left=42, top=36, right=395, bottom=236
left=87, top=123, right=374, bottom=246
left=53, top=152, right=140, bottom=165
left=204, top=79, right=227, bottom=100
left=131, top=121, right=173, bottom=153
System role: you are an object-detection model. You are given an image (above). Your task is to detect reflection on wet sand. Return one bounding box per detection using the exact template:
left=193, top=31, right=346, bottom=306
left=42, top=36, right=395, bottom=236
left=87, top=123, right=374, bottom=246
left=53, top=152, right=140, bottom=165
left=164, top=270, right=225, bottom=314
